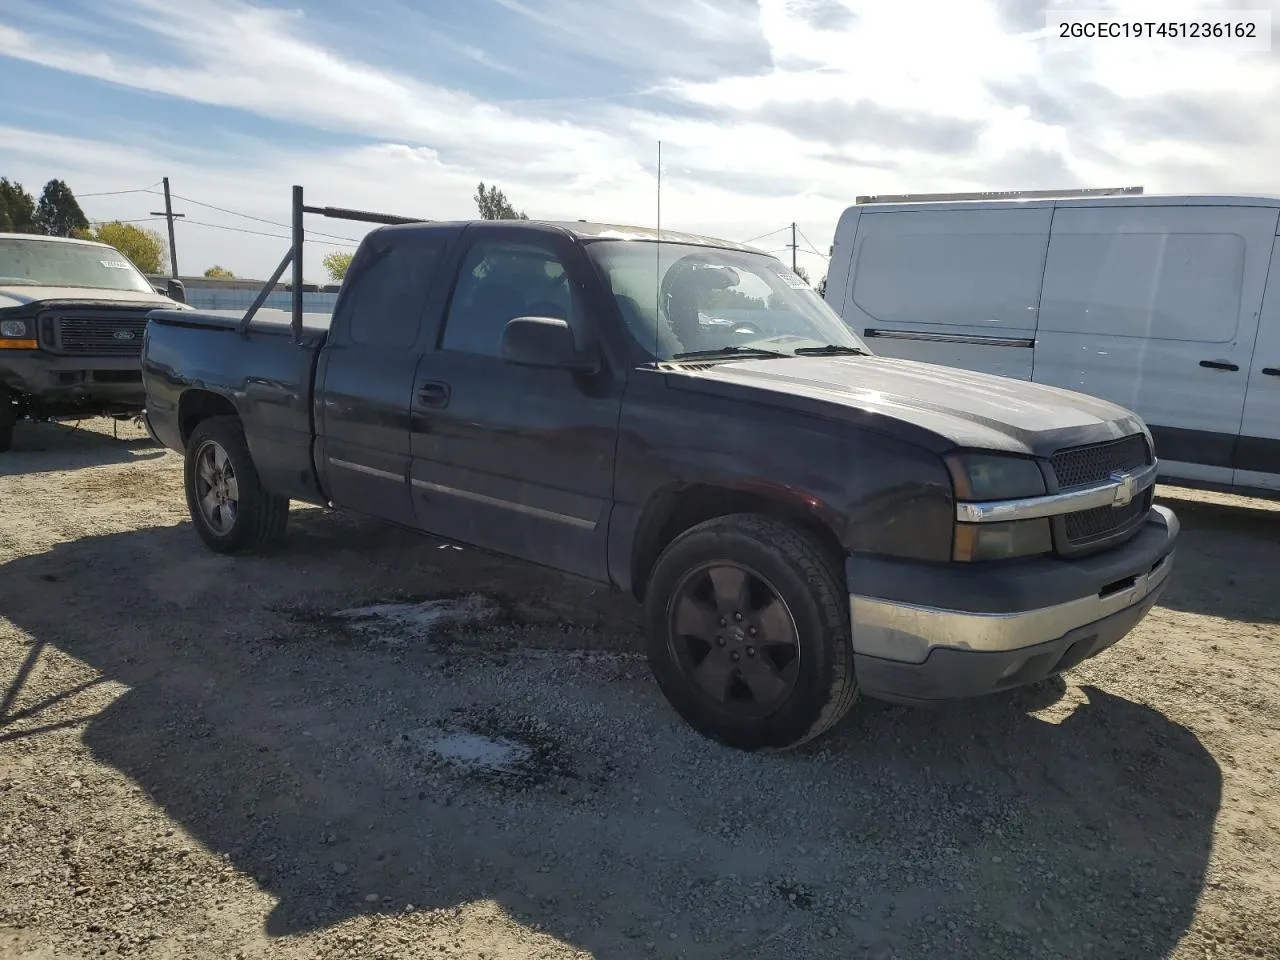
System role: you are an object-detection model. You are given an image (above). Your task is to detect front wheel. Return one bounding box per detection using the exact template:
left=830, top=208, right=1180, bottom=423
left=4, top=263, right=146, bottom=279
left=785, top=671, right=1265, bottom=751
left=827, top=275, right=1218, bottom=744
left=643, top=514, right=857, bottom=750
left=184, top=416, right=289, bottom=554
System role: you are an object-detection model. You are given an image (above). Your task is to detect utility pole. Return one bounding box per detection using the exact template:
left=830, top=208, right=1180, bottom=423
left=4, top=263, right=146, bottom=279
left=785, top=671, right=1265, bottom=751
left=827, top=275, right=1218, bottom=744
left=790, top=222, right=798, bottom=273
left=149, top=177, right=185, bottom=278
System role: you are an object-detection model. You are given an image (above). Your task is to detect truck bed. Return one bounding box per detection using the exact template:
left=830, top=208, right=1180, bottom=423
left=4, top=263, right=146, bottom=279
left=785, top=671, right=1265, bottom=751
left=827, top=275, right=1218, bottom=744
left=143, top=307, right=329, bottom=505
left=149, top=307, right=334, bottom=337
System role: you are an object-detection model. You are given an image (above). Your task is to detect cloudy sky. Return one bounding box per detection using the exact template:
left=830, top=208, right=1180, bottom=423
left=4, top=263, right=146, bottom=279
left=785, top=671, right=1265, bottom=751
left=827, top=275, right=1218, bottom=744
left=2, top=0, right=1278, bottom=282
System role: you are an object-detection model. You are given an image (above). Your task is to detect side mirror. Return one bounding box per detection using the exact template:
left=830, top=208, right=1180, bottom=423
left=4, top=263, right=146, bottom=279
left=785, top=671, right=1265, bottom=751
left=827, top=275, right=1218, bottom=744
left=500, top=317, right=598, bottom=373
left=166, top=278, right=187, bottom=304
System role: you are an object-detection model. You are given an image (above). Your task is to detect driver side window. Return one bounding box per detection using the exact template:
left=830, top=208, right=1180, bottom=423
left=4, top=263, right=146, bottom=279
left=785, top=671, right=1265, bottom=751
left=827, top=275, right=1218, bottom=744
left=441, top=239, right=582, bottom=357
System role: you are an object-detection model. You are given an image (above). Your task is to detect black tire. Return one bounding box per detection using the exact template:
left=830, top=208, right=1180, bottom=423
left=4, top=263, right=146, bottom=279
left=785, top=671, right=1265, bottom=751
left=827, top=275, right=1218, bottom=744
left=643, top=514, right=857, bottom=751
left=184, top=416, right=289, bottom=554
left=0, top=389, right=14, bottom=453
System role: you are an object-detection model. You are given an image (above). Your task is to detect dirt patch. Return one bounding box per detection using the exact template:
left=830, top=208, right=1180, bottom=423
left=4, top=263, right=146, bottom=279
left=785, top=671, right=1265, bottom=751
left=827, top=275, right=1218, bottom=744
left=1, top=419, right=1278, bottom=959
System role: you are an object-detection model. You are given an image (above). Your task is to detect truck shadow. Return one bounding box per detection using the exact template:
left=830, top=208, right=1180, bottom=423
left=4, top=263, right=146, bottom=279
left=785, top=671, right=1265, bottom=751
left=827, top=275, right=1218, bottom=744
left=1, top=512, right=1222, bottom=960
left=0, top=419, right=166, bottom=477
left=1153, top=487, right=1280, bottom=624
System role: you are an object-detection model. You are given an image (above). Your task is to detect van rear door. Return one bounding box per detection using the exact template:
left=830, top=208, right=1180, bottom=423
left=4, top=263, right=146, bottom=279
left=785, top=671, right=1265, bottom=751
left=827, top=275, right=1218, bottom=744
left=836, top=207, right=1050, bottom=381
left=1236, top=236, right=1280, bottom=492
left=1034, top=203, right=1276, bottom=487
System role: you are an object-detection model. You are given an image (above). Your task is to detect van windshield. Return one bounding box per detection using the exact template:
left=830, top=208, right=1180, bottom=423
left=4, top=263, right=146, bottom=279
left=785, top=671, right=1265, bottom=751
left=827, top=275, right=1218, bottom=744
left=586, top=240, right=869, bottom=361
left=0, top=238, right=156, bottom=293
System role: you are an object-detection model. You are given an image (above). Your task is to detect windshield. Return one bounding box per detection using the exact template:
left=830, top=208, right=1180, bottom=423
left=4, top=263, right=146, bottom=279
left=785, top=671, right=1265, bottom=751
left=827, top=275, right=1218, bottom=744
left=586, top=240, right=869, bottom=361
left=0, top=238, right=155, bottom=294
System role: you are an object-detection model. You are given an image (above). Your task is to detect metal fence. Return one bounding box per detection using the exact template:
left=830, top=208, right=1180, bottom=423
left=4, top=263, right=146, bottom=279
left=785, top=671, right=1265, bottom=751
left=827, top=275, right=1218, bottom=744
left=182, top=287, right=340, bottom=314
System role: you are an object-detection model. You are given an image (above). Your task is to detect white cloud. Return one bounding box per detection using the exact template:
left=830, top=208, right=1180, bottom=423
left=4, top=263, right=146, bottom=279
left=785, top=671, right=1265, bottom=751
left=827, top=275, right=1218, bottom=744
left=3, top=0, right=1280, bottom=283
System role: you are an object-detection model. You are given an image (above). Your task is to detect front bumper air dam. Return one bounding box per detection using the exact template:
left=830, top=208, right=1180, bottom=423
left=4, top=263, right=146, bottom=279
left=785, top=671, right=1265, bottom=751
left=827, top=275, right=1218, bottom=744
left=846, top=505, right=1179, bottom=704
left=1, top=352, right=145, bottom=406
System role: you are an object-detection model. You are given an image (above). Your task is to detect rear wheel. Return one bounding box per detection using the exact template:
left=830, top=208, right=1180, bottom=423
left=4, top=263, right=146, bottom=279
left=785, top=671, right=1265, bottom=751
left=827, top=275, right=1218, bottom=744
left=184, top=416, right=289, bottom=554
left=643, top=514, right=857, bottom=750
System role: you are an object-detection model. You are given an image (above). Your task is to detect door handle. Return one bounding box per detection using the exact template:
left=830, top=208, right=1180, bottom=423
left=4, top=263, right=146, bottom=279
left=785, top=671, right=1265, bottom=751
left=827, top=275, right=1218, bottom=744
left=1263, top=367, right=1280, bottom=377
left=1199, top=360, right=1240, bottom=371
left=417, top=381, right=450, bottom=407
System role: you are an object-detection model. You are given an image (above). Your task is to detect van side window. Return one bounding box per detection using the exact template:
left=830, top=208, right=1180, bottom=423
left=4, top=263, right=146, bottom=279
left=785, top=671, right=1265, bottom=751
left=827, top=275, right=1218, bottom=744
left=850, top=230, right=1046, bottom=329
left=1040, top=232, right=1245, bottom=342
left=341, top=235, right=447, bottom=348
left=441, top=240, right=581, bottom=357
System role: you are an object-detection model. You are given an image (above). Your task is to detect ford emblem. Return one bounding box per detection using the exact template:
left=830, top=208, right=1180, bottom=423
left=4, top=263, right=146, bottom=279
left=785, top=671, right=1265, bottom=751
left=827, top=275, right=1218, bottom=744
left=113, top=329, right=136, bottom=340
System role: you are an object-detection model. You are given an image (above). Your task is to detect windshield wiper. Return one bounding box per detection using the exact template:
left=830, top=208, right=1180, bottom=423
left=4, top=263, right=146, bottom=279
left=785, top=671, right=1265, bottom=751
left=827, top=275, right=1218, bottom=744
left=669, top=346, right=791, bottom=362
left=791, top=344, right=869, bottom=356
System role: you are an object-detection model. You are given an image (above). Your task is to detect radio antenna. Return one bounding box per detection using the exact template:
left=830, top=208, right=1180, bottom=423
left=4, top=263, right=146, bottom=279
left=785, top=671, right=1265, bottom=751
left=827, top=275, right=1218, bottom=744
left=654, top=140, right=662, bottom=360
left=656, top=139, right=662, bottom=239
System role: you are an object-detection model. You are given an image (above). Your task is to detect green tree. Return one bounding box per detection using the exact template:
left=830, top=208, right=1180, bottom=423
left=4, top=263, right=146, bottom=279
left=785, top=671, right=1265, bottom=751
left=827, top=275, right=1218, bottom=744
left=323, top=251, right=353, bottom=282
left=86, top=221, right=166, bottom=274
left=34, top=179, right=88, bottom=237
left=0, top=178, right=37, bottom=233
left=203, top=265, right=235, bottom=279
left=474, top=182, right=528, bottom=220
left=816, top=274, right=827, bottom=298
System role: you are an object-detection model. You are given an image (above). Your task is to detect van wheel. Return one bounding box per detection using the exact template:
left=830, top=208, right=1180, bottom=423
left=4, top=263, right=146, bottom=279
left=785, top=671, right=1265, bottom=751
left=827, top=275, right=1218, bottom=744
left=643, top=514, right=857, bottom=751
left=184, top=416, right=289, bottom=554
left=0, top=389, right=15, bottom=453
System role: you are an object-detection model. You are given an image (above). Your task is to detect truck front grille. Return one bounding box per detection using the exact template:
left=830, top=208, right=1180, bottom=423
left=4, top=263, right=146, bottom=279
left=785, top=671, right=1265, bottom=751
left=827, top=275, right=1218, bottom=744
left=1050, top=434, right=1150, bottom=488
left=54, top=314, right=149, bottom=356
left=1049, top=434, right=1154, bottom=554
left=1063, top=489, right=1154, bottom=545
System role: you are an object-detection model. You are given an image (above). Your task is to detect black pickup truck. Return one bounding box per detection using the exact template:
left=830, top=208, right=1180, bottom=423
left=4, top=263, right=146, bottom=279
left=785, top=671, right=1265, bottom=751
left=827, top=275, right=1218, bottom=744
left=141, top=214, right=1178, bottom=750
left=0, top=232, right=189, bottom=451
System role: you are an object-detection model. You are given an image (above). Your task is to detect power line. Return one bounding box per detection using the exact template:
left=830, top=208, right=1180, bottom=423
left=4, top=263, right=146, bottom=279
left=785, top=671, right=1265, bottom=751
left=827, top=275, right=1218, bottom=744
left=740, top=225, right=790, bottom=246
left=77, top=181, right=164, bottom=198
left=796, top=226, right=830, bottom=260
left=87, top=217, right=166, bottom=225
left=180, top=219, right=293, bottom=241
left=146, top=189, right=362, bottom=244
left=179, top=218, right=359, bottom=248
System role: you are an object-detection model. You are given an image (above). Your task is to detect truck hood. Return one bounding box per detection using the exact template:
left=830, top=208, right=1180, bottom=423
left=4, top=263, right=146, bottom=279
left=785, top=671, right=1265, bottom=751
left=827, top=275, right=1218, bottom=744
left=0, top=286, right=182, bottom=310
left=665, top=354, right=1148, bottom=457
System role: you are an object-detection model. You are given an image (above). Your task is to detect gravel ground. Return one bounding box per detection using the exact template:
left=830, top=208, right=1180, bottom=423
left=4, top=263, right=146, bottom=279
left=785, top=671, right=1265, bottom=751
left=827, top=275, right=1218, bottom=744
left=1, top=418, right=1278, bottom=960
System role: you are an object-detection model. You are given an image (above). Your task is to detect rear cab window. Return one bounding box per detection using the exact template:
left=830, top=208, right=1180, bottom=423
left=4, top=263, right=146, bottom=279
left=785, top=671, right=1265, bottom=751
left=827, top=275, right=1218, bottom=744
left=336, top=232, right=449, bottom=348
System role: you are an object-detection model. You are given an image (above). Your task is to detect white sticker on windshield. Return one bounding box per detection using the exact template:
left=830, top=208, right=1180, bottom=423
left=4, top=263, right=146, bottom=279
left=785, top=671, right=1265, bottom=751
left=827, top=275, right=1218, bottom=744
left=100, top=259, right=132, bottom=270
left=777, top=269, right=809, bottom=289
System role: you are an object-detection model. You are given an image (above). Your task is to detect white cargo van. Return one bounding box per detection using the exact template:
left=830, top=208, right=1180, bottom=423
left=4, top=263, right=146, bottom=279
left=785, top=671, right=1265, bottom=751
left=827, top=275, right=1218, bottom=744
left=825, top=190, right=1280, bottom=495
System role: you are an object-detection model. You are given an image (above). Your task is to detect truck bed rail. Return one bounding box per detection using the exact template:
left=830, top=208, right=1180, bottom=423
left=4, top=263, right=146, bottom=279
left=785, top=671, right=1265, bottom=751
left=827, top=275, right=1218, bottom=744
left=236, top=185, right=428, bottom=343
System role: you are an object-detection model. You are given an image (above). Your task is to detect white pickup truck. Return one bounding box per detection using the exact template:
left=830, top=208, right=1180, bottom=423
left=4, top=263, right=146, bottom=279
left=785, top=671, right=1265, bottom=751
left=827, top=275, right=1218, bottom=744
left=0, top=232, right=188, bottom=451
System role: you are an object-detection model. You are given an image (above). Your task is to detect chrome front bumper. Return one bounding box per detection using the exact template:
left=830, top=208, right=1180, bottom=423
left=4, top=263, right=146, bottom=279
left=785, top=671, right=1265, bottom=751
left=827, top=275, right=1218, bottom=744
left=851, top=548, right=1173, bottom=665
left=845, top=505, right=1178, bottom=703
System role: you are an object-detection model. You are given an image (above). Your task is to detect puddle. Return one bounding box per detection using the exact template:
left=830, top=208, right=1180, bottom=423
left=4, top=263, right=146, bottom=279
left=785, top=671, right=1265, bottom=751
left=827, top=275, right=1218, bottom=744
left=336, top=594, right=501, bottom=645
left=406, top=729, right=533, bottom=773
left=396, top=709, right=589, bottom=788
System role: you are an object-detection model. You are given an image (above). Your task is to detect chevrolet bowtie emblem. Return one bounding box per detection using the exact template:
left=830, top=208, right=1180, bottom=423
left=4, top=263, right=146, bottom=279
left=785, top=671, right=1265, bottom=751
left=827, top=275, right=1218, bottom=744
left=1110, top=470, right=1136, bottom=508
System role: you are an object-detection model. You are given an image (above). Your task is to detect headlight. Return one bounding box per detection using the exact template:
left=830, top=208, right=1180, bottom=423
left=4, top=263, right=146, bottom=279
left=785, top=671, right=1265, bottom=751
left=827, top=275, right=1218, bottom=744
left=0, top=314, right=36, bottom=349
left=945, top=452, right=1046, bottom=500
left=946, top=453, right=1050, bottom=561
left=953, top=518, right=1052, bottom=561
